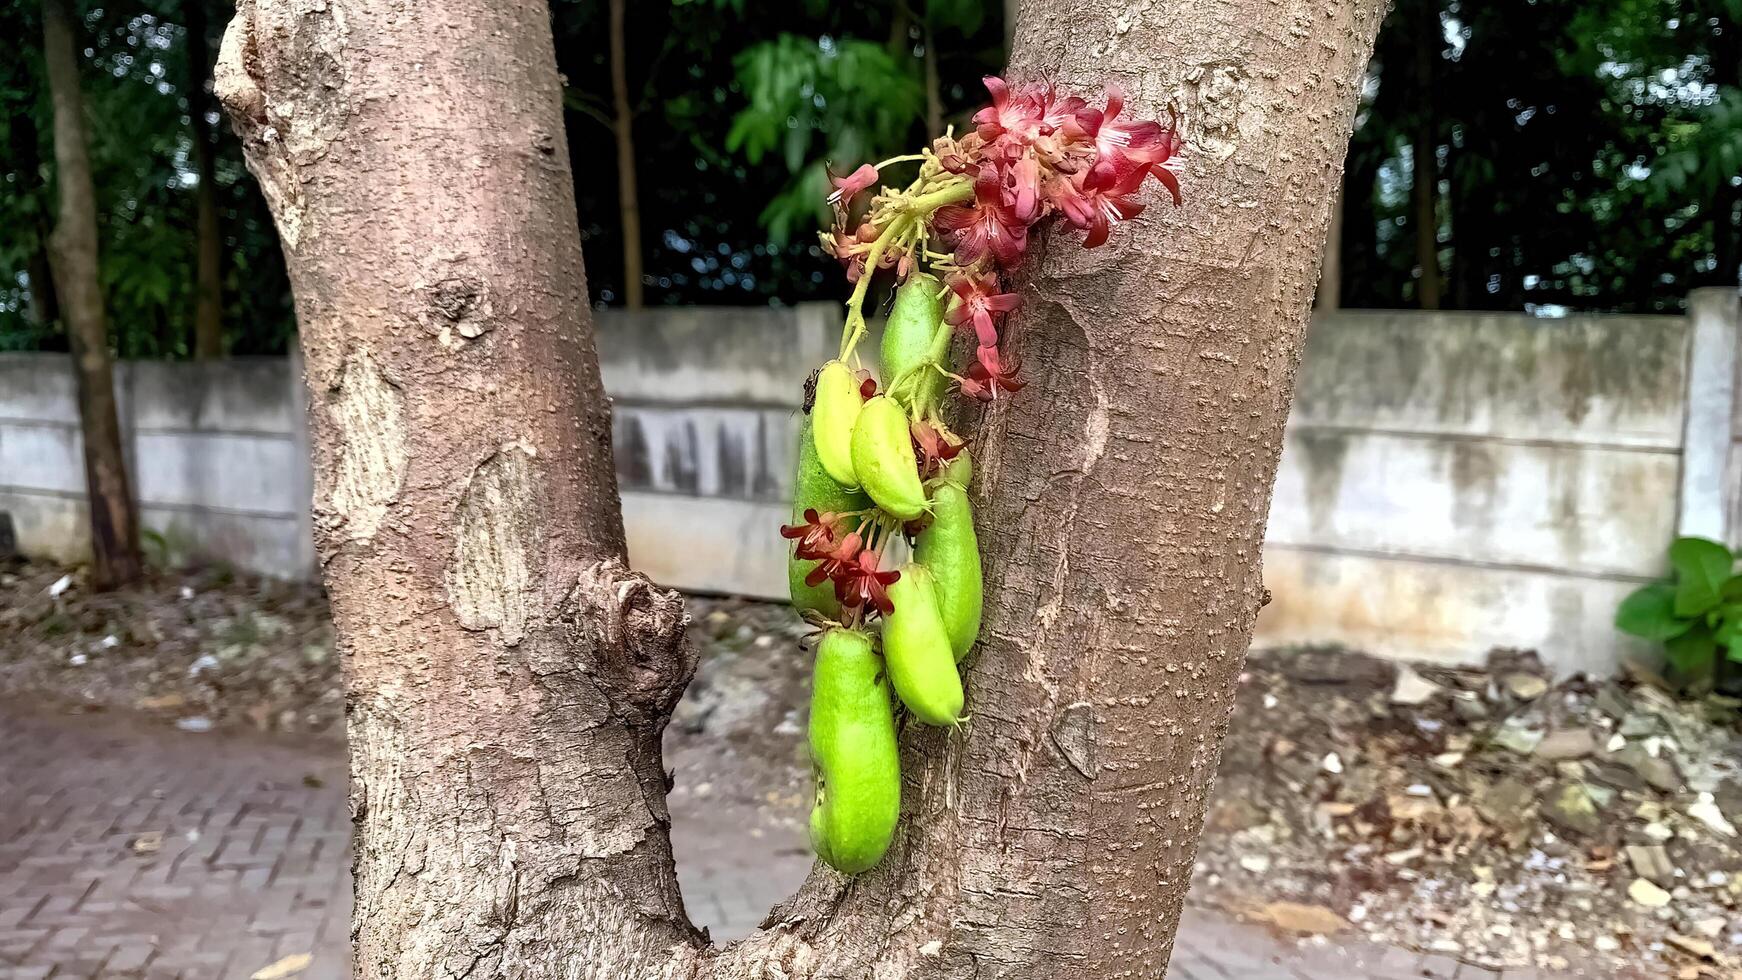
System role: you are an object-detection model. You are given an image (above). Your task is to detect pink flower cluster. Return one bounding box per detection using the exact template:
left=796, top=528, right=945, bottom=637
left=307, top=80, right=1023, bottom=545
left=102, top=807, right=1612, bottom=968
left=780, top=509, right=900, bottom=615
left=828, top=76, right=1181, bottom=403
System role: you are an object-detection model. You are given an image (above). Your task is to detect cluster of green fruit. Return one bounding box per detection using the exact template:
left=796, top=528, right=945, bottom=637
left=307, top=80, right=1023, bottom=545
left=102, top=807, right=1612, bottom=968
left=782, top=274, right=982, bottom=874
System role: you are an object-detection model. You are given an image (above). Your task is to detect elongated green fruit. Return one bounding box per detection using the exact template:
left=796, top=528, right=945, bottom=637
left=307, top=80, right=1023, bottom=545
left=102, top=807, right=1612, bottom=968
left=916, top=480, right=981, bottom=661
left=882, top=564, right=965, bottom=725
left=882, top=274, right=946, bottom=409
left=812, top=360, right=864, bottom=488
left=851, top=396, right=927, bottom=520
left=808, top=628, right=901, bottom=874
left=940, top=451, right=972, bottom=489
left=789, top=415, right=871, bottom=616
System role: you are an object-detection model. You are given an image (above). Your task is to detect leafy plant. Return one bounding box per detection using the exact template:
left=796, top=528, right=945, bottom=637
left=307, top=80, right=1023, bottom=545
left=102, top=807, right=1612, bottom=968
left=725, top=33, right=924, bottom=244
left=1615, top=536, right=1742, bottom=680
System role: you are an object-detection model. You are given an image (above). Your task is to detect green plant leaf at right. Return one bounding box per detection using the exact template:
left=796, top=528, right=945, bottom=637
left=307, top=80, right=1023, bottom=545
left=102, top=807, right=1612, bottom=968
left=1664, top=628, right=1718, bottom=677
left=1615, top=582, right=1693, bottom=641
left=1669, top=536, right=1735, bottom=617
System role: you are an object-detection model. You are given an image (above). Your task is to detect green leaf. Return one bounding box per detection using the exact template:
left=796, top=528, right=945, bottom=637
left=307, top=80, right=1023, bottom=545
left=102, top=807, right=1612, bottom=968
left=1670, top=537, right=1734, bottom=617
left=1664, top=628, right=1718, bottom=676
left=1615, top=582, right=1693, bottom=640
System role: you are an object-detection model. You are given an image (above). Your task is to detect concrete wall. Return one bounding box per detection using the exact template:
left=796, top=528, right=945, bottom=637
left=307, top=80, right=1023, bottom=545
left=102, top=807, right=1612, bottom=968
left=4, top=292, right=1738, bottom=675
left=0, top=356, right=314, bottom=579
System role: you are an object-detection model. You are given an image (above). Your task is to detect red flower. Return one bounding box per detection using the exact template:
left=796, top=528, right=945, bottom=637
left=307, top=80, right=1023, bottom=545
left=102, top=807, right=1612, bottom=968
left=932, top=170, right=1029, bottom=268
left=974, top=76, right=1041, bottom=145
left=933, top=132, right=986, bottom=174
left=974, top=77, right=1087, bottom=152
left=803, top=529, right=865, bottom=589
left=1077, top=91, right=1178, bottom=179
left=827, top=163, right=879, bottom=206
left=1054, top=164, right=1150, bottom=249
left=824, top=220, right=906, bottom=284
left=958, top=345, right=1025, bottom=402
left=780, top=508, right=852, bottom=561
left=834, top=550, right=901, bottom=616
left=945, top=275, right=1019, bottom=348
left=910, top=420, right=964, bottom=479
left=1006, top=156, right=1043, bottom=224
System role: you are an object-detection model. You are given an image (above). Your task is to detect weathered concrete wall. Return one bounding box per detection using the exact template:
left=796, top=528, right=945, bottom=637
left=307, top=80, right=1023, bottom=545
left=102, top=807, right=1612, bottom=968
left=3, top=296, right=1736, bottom=675
left=1260, top=310, right=1694, bottom=673
left=0, top=356, right=314, bottom=578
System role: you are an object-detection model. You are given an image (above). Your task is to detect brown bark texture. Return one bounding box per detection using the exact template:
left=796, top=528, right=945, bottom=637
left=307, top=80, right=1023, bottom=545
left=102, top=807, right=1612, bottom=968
left=186, top=0, right=226, bottom=358
left=216, top=0, right=1382, bottom=975
left=42, top=0, right=144, bottom=590
left=609, top=0, right=645, bottom=309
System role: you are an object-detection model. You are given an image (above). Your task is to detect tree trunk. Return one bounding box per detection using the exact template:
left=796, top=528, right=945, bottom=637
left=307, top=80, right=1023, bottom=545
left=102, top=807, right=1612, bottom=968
left=923, top=20, right=943, bottom=139
left=1410, top=0, right=1442, bottom=309
left=42, top=0, right=144, bottom=591
left=216, top=0, right=1382, bottom=975
left=1002, top=0, right=1018, bottom=61
left=7, top=109, right=62, bottom=332
left=27, top=240, right=60, bottom=330
left=185, top=0, right=226, bottom=358
left=1316, top=181, right=1344, bottom=310
left=609, top=0, right=644, bottom=309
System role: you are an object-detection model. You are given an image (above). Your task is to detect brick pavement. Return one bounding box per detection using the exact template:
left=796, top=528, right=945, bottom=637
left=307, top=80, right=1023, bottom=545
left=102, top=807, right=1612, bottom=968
left=0, top=700, right=1551, bottom=979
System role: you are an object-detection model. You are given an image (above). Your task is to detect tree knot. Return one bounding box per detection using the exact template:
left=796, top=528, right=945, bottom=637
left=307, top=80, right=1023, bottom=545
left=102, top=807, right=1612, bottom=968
left=565, top=558, right=698, bottom=724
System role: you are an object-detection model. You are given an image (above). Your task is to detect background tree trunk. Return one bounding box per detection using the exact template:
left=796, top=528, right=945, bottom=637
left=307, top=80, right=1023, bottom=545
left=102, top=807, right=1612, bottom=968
left=923, top=19, right=943, bottom=139
left=609, top=0, right=645, bottom=309
left=1317, top=182, right=1344, bottom=310
left=1410, top=0, right=1443, bottom=309
left=185, top=0, right=226, bottom=358
left=217, top=0, right=1382, bottom=975
left=26, top=241, right=60, bottom=331
left=42, top=0, right=144, bottom=590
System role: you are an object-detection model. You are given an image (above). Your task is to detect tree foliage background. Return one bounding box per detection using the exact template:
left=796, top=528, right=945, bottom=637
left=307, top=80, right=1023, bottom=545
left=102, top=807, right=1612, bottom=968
left=0, top=0, right=1737, bottom=356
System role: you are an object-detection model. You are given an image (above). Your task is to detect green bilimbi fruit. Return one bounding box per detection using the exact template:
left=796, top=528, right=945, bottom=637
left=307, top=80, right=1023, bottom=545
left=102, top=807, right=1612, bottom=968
left=916, top=466, right=981, bottom=662
left=882, top=274, right=947, bottom=410
left=939, top=451, right=971, bottom=489
left=808, top=627, right=901, bottom=874
left=812, top=360, right=865, bottom=488
left=882, top=564, right=965, bottom=726
left=851, top=396, right=928, bottom=520
left=789, top=414, right=871, bottom=617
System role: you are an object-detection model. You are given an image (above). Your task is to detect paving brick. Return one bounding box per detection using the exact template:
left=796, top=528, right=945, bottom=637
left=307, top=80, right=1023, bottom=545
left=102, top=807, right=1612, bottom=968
left=0, top=698, right=1589, bottom=980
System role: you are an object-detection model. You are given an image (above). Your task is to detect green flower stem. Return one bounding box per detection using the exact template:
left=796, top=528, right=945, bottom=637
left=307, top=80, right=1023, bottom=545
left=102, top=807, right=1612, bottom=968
left=840, top=218, right=909, bottom=361
left=909, top=178, right=975, bottom=213
left=838, top=179, right=975, bottom=362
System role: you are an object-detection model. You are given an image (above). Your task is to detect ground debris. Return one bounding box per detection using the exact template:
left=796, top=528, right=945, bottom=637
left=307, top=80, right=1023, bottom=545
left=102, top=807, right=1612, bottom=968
left=7, top=563, right=1741, bottom=979
left=0, top=560, right=339, bottom=736
left=1192, top=646, right=1742, bottom=979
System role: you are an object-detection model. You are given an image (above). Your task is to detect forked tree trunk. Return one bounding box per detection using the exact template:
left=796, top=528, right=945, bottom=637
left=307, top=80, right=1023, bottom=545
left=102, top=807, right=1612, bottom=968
left=216, top=0, right=1383, bottom=976
left=185, top=0, right=226, bottom=358
left=42, top=0, right=144, bottom=590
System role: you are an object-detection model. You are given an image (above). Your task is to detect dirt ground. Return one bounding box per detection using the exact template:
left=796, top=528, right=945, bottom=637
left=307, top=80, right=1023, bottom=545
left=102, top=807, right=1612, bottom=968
left=4, top=558, right=1740, bottom=978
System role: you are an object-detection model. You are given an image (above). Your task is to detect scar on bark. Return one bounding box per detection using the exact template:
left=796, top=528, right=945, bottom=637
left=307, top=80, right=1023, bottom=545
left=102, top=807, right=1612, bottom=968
left=447, top=443, right=543, bottom=645
left=562, top=559, right=699, bottom=726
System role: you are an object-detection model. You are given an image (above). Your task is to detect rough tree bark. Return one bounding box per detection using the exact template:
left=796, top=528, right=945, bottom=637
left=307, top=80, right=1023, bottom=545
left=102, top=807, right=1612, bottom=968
left=185, top=0, right=226, bottom=358
left=609, top=0, right=645, bottom=309
left=42, top=0, right=144, bottom=590
left=216, top=0, right=1383, bottom=976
